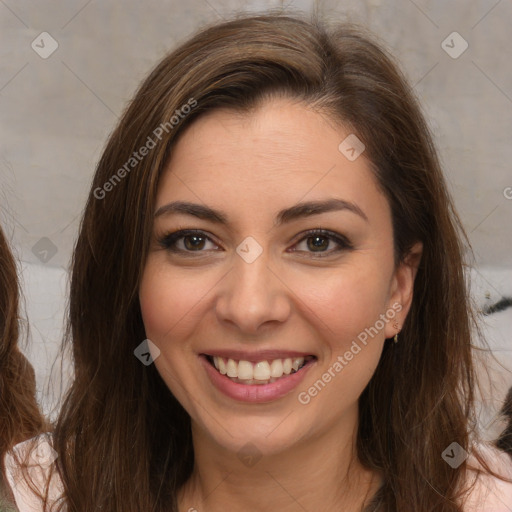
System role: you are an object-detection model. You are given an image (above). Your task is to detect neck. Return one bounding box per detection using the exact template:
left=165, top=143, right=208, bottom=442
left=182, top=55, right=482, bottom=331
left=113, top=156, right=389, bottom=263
left=178, top=410, right=381, bottom=512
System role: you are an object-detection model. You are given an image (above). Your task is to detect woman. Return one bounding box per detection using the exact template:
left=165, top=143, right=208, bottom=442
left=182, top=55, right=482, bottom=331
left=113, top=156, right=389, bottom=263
left=7, top=11, right=512, bottom=511
left=0, top=225, right=47, bottom=509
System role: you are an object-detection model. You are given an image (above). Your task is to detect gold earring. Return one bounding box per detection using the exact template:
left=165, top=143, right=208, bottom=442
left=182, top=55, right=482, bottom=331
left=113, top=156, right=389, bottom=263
left=392, top=321, right=400, bottom=343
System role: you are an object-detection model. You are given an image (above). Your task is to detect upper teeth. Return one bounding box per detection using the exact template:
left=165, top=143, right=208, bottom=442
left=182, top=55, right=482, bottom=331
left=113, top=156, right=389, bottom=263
left=213, top=356, right=308, bottom=380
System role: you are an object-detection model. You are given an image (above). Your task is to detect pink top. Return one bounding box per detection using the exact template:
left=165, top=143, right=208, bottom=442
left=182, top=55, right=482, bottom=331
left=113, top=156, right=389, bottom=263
left=462, top=442, right=512, bottom=511
left=4, top=435, right=512, bottom=511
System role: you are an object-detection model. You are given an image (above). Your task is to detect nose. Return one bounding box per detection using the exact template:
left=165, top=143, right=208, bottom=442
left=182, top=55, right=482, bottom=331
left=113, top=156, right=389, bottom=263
left=215, top=249, right=291, bottom=335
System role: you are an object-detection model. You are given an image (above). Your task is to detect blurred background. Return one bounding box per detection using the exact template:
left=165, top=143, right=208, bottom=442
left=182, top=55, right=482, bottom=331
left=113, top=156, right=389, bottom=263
left=0, top=0, right=511, bottom=435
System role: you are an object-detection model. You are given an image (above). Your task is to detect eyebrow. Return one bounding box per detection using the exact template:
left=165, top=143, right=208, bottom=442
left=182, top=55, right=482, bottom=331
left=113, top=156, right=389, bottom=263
left=154, top=198, right=368, bottom=225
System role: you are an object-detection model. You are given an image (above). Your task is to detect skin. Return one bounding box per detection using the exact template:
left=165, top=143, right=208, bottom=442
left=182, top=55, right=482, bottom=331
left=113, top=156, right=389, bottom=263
left=139, top=96, right=422, bottom=511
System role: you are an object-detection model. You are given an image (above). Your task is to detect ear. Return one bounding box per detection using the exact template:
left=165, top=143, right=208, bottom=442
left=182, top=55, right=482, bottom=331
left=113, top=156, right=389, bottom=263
left=384, top=241, right=423, bottom=339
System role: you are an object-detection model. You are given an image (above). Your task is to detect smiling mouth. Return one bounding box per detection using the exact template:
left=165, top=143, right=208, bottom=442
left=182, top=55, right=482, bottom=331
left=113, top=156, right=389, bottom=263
left=204, top=354, right=316, bottom=385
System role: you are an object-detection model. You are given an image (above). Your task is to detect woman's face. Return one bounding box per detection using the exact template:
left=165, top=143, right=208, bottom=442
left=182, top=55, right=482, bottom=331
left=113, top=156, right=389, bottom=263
left=139, top=97, right=420, bottom=456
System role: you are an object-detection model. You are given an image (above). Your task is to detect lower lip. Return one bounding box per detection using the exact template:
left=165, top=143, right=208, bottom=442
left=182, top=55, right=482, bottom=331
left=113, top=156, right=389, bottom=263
left=200, top=355, right=315, bottom=403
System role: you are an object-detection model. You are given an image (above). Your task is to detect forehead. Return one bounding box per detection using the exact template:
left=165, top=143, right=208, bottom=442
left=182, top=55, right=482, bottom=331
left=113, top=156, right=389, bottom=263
left=157, top=98, right=388, bottom=223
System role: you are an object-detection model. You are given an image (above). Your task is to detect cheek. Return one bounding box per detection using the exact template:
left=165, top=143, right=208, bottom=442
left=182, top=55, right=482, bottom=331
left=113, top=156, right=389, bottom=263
left=293, top=263, right=392, bottom=352
left=138, top=261, right=205, bottom=342
left=139, top=272, right=171, bottom=338
left=295, top=270, right=389, bottom=415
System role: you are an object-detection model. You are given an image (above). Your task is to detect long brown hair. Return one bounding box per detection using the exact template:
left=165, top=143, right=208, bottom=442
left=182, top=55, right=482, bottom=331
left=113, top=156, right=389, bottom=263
left=497, top=387, right=512, bottom=455
left=0, top=225, right=47, bottom=481
left=52, top=11, right=498, bottom=511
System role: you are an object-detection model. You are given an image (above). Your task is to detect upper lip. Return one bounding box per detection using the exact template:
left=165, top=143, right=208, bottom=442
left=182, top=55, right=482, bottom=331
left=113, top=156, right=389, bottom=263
left=201, top=349, right=316, bottom=363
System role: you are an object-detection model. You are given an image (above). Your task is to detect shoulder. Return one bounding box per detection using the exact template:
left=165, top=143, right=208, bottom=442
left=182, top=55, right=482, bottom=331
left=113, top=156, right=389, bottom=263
left=3, top=433, right=64, bottom=512
left=460, top=442, right=512, bottom=512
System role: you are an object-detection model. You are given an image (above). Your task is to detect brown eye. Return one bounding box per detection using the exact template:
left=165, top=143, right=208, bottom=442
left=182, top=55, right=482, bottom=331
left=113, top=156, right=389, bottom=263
left=183, top=235, right=207, bottom=250
left=158, top=230, right=220, bottom=253
left=306, top=235, right=330, bottom=252
left=291, top=229, right=353, bottom=257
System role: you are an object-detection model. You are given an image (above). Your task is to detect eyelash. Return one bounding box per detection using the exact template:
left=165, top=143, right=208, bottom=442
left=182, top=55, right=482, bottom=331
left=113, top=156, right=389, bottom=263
left=157, top=228, right=353, bottom=258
